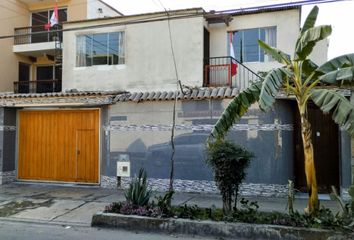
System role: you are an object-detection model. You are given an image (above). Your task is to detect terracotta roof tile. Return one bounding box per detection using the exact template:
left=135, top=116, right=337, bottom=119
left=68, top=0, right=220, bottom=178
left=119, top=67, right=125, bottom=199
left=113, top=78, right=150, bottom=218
left=113, top=87, right=238, bottom=103
left=0, top=91, right=121, bottom=99
left=141, top=92, right=149, bottom=101
left=217, top=88, right=225, bottom=98
left=159, top=91, right=167, bottom=101
left=153, top=92, right=161, bottom=100
left=147, top=92, right=155, bottom=101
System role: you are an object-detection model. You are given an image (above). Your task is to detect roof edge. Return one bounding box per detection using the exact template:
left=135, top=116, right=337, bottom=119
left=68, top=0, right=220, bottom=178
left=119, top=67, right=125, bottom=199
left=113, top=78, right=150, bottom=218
left=64, top=7, right=205, bottom=25
left=97, top=0, right=124, bottom=16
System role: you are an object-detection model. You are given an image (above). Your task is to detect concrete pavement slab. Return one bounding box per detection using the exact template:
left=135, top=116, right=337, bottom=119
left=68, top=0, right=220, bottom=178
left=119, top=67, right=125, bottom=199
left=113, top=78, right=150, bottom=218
left=54, top=202, right=107, bottom=224
left=0, top=182, right=346, bottom=227
left=95, top=192, right=125, bottom=203
left=11, top=199, right=85, bottom=221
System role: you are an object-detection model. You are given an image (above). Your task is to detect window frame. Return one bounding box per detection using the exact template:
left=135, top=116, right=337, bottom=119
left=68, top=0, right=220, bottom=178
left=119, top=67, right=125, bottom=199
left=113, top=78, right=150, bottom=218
left=75, top=31, right=125, bottom=67
left=230, top=26, right=277, bottom=63
left=31, top=8, right=68, bottom=26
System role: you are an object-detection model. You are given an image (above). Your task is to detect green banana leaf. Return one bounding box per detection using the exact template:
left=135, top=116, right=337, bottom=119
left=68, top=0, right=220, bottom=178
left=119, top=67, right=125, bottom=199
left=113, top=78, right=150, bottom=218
left=209, top=82, right=262, bottom=140
left=317, top=54, right=354, bottom=84
left=295, top=25, right=332, bottom=60
left=311, top=89, right=354, bottom=136
left=300, top=6, right=319, bottom=34
left=302, top=59, right=319, bottom=79
left=259, top=68, right=290, bottom=111
left=258, top=40, right=291, bottom=65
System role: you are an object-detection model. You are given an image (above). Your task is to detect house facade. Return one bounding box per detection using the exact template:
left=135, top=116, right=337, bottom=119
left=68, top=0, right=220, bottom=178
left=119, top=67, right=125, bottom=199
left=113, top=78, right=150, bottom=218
left=0, top=0, right=120, bottom=183
left=2, top=0, right=120, bottom=94
left=0, top=3, right=352, bottom=198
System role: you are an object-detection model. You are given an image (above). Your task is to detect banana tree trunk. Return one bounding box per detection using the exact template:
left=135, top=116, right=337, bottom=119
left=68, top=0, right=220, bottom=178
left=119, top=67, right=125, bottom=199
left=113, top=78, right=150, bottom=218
left=299, top=105, right=319, bottom=215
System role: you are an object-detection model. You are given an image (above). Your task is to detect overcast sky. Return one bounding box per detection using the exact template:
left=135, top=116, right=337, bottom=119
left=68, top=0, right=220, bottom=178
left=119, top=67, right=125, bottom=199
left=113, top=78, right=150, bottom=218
left=103, top=0, right=354, bottom=59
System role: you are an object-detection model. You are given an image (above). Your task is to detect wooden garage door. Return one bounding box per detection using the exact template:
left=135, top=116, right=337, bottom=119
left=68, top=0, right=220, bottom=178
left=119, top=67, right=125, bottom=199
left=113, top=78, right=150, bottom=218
left=18, top=109, right=99, bottom=183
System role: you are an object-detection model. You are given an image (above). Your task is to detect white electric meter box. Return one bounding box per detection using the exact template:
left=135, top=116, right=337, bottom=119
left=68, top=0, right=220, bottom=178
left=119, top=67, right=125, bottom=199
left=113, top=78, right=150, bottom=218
left=117, top=161, right=130, bottom=177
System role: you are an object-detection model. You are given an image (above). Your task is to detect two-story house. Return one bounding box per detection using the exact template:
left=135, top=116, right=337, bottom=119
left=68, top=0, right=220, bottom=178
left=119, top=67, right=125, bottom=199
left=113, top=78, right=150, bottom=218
left=2, top=0, right=121, bottom=94
left=0, top=0, right=120, bottom=183
left=0, top=3, right=351, bottom=198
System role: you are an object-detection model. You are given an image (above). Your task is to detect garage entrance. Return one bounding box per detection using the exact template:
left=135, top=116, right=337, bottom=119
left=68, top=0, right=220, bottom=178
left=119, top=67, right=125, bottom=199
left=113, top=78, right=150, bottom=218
left=18, top=109, right=99, bottom=183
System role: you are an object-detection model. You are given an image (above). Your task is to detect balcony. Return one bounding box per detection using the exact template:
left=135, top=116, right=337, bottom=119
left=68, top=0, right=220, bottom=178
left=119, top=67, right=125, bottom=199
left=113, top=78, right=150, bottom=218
left=13, top=25, right=62, bottom=56
left=204, top=56, right=261, bottom=91
left=14, top=80, right=61, bottom=94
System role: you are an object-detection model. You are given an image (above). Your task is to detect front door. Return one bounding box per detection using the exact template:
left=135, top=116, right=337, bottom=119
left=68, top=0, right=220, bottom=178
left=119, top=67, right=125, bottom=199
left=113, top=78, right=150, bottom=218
left=36, top=66, right=53, bottom=93
left=18, top=62, right=30, bottom=93
left=294, top=102, right=340, bottom=193
left=76, top=129, right=98, bottom=182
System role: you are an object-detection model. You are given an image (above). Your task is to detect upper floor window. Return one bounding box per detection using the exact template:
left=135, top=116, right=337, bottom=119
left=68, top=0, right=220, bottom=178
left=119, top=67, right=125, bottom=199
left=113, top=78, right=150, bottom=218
left=76, top=32, right=125, bottom=67
left=31, top=8, right=67, bottom=43
left=231, top=26, right=276, bottom=63
left=32, top=8, right=67, bottom=25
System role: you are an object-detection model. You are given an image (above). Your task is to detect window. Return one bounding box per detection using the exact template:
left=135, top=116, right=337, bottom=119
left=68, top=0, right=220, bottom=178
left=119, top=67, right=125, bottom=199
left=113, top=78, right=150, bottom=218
left=31, top=8, right=67, bottom=43
left=76, top=32, right=125, bottom=67
left=231, top=27, right=276, bottom=63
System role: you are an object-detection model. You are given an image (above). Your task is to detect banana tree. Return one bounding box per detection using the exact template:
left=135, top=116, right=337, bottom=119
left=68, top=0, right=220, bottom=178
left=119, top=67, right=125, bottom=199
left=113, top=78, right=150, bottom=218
left=209, top=6, right=354, bottom=215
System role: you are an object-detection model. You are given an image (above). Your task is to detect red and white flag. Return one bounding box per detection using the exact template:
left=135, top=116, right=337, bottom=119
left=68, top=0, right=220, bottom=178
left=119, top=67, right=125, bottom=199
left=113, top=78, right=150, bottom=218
left=50, top=5, right=59, bottom=27
left=44, top=5, right=59, bottom=30
left=229, top=32, right=238, bottom=77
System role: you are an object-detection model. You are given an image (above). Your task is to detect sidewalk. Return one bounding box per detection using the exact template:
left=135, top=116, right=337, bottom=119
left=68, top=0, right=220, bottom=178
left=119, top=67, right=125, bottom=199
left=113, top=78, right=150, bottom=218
left=0, top=182, right=342, bottom=226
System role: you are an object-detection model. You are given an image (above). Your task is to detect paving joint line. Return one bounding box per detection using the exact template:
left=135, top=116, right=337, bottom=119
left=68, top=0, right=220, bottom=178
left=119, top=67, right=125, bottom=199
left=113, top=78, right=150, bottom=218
left=49, top=201, right=89, bottom=222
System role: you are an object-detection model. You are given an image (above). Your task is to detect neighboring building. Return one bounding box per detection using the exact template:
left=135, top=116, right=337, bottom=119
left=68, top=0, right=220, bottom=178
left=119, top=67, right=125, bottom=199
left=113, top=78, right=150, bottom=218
left=0, top=3, right=351, bottom=198
left=1, top=0, right=121, bottom=94
left=0, top=0, right=120, bottom=183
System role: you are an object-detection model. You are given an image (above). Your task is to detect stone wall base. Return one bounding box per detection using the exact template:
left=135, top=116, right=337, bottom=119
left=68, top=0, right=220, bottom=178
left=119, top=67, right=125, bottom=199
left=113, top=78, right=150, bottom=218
left=0, top=171, right=16, bottom=185
left=101, top=175, right=288, bottom=198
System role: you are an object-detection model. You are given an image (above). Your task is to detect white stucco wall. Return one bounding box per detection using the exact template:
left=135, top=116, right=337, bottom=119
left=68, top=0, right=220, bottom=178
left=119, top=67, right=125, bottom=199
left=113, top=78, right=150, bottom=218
left=87, top=0, right=121, bottom=19
left=208, top=9, right=300, bottom=72
left=63, top=15, right=204, bottom=92
left=208, top=9, right=328, bottom=73
left=310, top=39, right=328, bottom=65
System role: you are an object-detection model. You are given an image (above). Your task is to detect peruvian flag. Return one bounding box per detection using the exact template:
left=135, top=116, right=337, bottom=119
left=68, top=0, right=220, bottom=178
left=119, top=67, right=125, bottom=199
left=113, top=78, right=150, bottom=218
left=44, top=5, right=59, bottom=30
left=229, top=32, right=238, bottom=77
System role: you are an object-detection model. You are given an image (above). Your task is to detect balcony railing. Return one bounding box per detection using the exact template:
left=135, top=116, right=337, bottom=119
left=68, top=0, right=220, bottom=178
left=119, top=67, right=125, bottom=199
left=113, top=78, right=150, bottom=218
left=14, top=80, right=61, bottom=94
left=14, top=25, right=62, bottom=45
left=204, top=56, right=262, bottom=91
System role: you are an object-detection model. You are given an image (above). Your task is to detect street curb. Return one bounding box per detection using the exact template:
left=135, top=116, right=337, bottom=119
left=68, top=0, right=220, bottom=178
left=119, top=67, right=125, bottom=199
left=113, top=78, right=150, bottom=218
left=0, top=217, right=89, bottom=227
left=91, top=212, right=351, bottom=240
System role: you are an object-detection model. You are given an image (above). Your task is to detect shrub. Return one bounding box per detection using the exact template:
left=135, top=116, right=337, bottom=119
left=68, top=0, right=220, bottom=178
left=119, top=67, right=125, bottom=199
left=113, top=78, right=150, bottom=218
left=154, top=191, right=174, bottom=217
left=207, top=140, right=253, bottom=214
left=124, top=168, right=152, bottom=207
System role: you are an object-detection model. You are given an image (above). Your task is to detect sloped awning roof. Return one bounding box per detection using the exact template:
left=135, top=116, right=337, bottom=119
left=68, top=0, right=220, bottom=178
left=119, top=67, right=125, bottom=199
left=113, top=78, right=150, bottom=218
left=0, top=91, right=122, bottom=107
left=0, top=87, right=239, bottom=107
left=114, top=87, right=239, bottom=103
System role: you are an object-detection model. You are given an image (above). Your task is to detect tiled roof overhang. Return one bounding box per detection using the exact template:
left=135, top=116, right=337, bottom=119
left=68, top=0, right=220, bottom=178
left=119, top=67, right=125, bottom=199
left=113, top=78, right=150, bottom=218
left=0, top=87, right=243, bottom=107
left=0, top=91, right=122, bottom=107
left=114, top=87, right=239, bottom=103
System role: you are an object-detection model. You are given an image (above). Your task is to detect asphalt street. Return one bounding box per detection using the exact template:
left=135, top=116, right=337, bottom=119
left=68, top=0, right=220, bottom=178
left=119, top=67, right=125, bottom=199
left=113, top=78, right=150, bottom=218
left=0, top=220, right=227, bottom=240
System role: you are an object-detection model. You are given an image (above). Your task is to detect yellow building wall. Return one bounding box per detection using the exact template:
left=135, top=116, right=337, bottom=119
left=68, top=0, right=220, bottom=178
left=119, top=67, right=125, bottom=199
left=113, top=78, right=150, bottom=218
left=0, top=0, right=92, bottom=92
left=0, top=1, right=29, bottom=92
left=27, top=0, right=88, bottom=21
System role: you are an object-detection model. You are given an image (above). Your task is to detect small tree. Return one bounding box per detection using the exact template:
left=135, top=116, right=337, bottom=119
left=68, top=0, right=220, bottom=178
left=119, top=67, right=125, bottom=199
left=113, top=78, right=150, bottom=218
left=207, top=140, right=253, bottom=214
